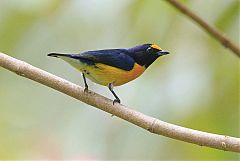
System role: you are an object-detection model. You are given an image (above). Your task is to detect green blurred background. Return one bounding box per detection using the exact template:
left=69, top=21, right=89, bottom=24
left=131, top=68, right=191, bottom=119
left=0, top=0, right=239, bottom=160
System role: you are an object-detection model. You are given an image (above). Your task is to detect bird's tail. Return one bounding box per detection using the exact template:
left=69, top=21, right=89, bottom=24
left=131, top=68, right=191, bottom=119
left=47, top=53, right=73, bottom=58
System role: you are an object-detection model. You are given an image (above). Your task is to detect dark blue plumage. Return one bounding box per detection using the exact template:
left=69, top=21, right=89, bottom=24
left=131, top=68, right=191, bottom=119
left=48, top=44, right=169, bottom=72
left=76, top=49, right=135, bottom=71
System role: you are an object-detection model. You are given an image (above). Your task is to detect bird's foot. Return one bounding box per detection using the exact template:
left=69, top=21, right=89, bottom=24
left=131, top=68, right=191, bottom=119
left=113, top=98, right=120, bottom=105
left=84, top=86, right=88, bottom=93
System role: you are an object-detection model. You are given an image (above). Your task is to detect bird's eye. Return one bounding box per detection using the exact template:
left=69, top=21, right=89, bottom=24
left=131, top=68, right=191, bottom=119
left=147, top=47, right=154, bottom=53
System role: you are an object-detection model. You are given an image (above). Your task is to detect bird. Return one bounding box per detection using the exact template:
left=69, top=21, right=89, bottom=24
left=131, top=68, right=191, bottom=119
left=48, top=44, right=169, bottom=104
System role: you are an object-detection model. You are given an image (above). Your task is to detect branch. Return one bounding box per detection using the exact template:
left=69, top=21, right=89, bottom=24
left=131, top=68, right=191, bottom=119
left=0, top=52, right=239, bottom=153
left=166, top=0, right=240, bottom=57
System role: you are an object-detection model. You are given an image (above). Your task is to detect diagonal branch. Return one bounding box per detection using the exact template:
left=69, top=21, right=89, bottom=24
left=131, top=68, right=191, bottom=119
left=166, top=0, right=240, bottom=57
left=0, top=52, right=239, bottom=152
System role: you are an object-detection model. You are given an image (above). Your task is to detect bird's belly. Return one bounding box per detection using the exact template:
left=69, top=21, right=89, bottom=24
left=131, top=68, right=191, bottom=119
left=61, top=58, right=145, bottom=86
left=82, top=63, right=145, bottom=86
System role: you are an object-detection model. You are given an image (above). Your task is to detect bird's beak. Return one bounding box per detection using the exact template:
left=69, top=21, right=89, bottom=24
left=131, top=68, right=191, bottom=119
left=157, top=50, right=170, bottom=56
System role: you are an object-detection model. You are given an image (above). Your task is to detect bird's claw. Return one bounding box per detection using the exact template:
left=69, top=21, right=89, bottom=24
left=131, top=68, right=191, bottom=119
left=84, top=87, right=88, bottom=93
left=113, top=99, right=120, bottom=105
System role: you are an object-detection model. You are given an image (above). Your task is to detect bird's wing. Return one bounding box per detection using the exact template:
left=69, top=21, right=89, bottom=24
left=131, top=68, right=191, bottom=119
left=72, top=49, right=135, bottom=71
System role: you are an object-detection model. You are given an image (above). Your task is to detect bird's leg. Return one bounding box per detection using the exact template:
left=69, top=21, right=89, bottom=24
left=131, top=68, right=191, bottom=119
left=82, top=73, right=88, bottom=93
left=108, top=83, right=121, bottom=104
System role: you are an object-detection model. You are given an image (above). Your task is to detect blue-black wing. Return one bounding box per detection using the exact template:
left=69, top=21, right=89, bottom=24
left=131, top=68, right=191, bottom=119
left=71, top=49, right=135, bottom=71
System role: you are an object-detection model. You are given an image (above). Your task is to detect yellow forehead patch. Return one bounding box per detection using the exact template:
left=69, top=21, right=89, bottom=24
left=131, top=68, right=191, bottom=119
left=151, top=44, right=162, bottom=50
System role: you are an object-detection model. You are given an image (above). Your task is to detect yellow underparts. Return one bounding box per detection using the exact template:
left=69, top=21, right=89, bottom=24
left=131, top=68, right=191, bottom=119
left=80, top=63, right=145, bottom=86
left=61, top=57, right=145, bottom=86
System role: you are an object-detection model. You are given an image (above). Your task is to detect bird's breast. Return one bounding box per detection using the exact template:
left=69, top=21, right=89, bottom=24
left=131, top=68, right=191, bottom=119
left=84, top=63, right=145, bottom=86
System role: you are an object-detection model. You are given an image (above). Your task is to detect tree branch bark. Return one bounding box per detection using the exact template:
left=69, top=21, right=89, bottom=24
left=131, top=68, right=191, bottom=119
left=166, top=0, right=240, bottom=57
left=0, top=52, right=239, bottom=153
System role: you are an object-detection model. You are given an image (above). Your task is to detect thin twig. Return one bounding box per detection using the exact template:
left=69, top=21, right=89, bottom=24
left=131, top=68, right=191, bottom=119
left=0, top=52, right=239, bottom=152
left=166, top=0, right=240, bottom=57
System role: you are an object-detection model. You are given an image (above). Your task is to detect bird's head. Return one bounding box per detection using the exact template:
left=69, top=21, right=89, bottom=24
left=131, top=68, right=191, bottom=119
left=127, top=44, right=169, bottom=68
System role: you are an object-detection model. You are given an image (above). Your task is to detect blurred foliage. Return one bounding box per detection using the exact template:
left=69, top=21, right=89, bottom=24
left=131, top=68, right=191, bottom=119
left=215, top=0, right=239, bottom=31
left=0, top=0, right=239, bottom=160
